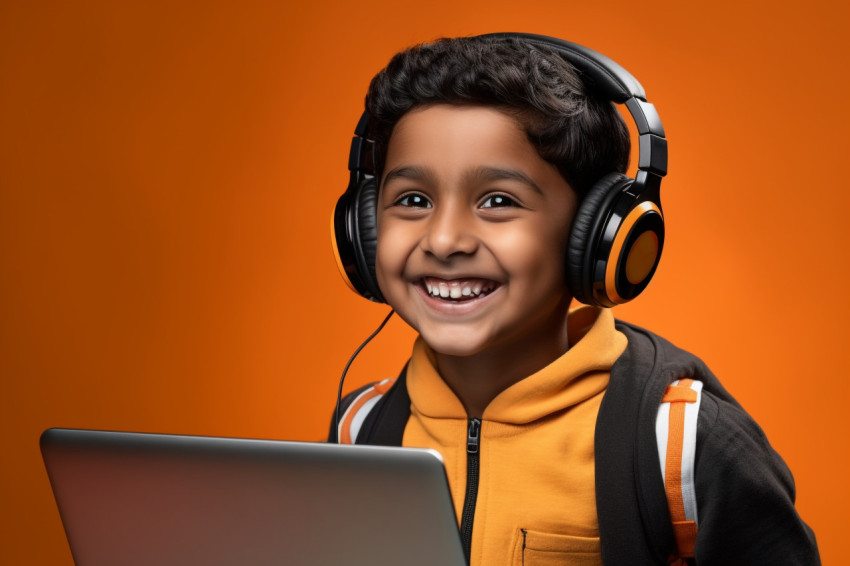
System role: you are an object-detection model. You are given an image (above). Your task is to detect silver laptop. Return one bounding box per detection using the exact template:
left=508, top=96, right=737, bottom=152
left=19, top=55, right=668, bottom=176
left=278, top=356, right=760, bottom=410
left=41, top=428, right=466, bottom=566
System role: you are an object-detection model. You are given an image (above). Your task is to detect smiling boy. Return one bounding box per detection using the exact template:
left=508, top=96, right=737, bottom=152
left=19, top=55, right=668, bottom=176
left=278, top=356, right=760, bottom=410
left=330, top=35, right=819, bottom=565
left=378, top=105, right=577, bottom=417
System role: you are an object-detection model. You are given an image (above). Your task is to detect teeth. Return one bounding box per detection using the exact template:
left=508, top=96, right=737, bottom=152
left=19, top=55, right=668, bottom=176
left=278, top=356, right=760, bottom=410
left=423, top=278, right=496, bottom=301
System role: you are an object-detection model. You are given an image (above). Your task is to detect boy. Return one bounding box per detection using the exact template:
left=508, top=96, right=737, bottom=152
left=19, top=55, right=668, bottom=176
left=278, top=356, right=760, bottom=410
left=329, top=34, right=820, bottom=565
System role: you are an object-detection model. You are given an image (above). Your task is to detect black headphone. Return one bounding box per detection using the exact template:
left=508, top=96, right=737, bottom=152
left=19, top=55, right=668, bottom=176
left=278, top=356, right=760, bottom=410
left=332, top=32, right=667, bottom=308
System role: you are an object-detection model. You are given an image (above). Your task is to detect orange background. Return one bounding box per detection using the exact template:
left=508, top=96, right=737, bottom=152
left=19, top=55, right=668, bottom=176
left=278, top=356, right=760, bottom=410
left=1, top=1, right=847, bottom=563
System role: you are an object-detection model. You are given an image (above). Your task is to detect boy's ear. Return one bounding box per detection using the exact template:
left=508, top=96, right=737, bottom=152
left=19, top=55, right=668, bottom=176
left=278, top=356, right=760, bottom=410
left=332, top=175, right=386, bottom=303
left=566, top=173, right=664, bottom=308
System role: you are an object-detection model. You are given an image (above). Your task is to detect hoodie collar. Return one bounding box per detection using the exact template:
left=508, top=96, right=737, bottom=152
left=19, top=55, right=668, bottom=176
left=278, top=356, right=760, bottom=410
left=407, top=306, right=628, bottom=424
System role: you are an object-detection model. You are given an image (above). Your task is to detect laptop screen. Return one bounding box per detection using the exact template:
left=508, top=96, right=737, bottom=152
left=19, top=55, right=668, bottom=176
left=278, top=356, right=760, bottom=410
left=41, top=428, right=467, bottom=566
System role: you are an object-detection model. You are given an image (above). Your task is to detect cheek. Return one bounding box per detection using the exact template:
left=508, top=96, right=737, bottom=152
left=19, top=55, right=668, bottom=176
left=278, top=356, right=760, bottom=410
left=374, top=241, right=392, bottom=292
left=493, top=224, right=569, bottom=283
left=375, top=223, right=408, bottom=290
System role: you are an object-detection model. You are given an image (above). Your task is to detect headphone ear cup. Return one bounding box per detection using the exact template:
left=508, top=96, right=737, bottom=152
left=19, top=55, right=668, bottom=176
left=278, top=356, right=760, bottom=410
left=331, top=175, right=385, bottom=303
left=353, top=177, right=384, bottom=302
left=567, top=173, right=632, bottom=306
left=567, top=172, right=664, bottom=307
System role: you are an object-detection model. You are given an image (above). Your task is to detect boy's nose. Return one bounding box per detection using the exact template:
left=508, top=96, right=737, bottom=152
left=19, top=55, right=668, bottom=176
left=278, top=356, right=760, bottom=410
left=422, top=205, right=478, bottom=261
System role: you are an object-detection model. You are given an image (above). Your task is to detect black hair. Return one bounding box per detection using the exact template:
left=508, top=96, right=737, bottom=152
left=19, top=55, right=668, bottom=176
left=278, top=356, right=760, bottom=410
left=365, top=35, right=630, bottom=197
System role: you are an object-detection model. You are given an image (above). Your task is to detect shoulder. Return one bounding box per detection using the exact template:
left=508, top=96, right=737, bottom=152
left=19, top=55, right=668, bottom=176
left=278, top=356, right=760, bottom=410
left=612, top=320, right=722, bottom=389
left=327, top=380, right=381, bottom=443
left=609, top=320, right=743, bottom=417
left=600, top=321, right=820, bottom=564
left=328, top=366, right=411, bottom=446
left=337, top=378, right=397, bottom=444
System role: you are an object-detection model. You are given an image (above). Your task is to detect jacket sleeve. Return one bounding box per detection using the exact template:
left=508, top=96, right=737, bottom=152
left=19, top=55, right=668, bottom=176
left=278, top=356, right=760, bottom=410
left=692, top=391, right=820, bottom=565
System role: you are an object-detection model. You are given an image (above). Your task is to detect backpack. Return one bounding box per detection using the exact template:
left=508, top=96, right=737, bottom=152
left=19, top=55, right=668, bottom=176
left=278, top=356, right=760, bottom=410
left=334, top=371, right=702, bottom=564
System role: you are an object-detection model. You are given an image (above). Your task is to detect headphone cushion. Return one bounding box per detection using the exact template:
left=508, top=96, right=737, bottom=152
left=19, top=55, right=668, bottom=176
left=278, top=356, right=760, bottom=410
left=354, top=177, right=383, bottom=302
left=566, top=172, right=632, bottom=305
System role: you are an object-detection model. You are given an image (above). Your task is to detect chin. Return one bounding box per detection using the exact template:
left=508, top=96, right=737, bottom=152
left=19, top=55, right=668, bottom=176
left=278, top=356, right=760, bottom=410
left=418, top=328, right=493, bottom=358
left=426, top=342, right=481, bottom=358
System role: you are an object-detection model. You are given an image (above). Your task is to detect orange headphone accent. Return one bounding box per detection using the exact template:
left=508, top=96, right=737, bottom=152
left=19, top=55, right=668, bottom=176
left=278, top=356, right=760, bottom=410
left=604, top=201, right=663, bottom=305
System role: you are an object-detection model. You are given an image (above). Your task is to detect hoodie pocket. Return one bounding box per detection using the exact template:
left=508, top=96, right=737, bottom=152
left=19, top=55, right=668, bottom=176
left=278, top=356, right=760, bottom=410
left=512, top=528, right=602, bottom=566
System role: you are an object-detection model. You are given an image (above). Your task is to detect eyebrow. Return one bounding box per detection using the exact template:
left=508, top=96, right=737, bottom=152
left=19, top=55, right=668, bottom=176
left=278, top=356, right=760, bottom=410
left=466, top=166, right=544, bottom=195
left=382, top=165, right=434, bottom=186
left=382, top=165, right=543, bottom=194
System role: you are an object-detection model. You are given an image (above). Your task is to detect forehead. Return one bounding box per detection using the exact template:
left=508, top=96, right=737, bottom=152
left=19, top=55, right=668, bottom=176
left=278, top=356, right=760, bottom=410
left=382, top=105, right=555, bottom=185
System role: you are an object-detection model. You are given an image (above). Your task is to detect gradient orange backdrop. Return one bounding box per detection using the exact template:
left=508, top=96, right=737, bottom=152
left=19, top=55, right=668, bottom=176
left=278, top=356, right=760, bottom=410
left=2, top=1, right=847, bottom=564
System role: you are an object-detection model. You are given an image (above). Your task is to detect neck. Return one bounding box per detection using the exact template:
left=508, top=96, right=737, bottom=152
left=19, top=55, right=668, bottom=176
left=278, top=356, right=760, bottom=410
left=433, top=301, right=571, bottom=418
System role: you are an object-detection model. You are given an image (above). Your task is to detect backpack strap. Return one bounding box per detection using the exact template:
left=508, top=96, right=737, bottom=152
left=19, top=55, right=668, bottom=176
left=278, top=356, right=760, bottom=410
left=337, top=377, right=397, bottom=444
left=656, top=378, right=703, bottom=561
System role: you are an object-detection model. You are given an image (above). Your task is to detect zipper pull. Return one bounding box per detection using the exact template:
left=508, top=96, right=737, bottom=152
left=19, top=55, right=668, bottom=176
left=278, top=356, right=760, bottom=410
left=467, top=418, right=481, bottom=454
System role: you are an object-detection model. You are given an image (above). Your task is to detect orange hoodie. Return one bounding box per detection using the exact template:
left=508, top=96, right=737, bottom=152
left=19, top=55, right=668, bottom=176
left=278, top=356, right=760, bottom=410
left=402, top=306, right=627, bottom=566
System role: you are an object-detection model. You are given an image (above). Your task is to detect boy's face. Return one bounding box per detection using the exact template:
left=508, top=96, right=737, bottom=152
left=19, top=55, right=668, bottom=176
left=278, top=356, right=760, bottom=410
left=375, top=105, right=577, bottom=359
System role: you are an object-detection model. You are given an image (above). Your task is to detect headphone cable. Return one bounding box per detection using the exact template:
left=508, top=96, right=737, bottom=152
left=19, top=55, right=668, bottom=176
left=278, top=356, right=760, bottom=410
left=334, top=309, right=395, bottom=443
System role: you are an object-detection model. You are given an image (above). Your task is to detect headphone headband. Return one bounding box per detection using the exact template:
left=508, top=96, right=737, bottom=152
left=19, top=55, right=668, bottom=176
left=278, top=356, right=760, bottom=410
left=483, top=33, right=668, bottom=193
left=482, top=32, right=646, bottom=102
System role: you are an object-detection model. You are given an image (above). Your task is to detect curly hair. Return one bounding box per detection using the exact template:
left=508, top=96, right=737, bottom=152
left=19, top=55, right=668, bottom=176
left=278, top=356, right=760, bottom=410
left=364, top=35, right=631, bottom=197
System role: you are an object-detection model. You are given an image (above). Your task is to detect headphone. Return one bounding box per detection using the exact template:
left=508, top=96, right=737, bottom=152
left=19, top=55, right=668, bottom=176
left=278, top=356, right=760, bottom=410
left=332, top=32, right=667, bottom=308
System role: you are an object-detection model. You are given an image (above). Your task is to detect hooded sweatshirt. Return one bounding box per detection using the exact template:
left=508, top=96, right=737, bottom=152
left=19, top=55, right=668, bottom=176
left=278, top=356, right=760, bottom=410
left=403, top=306, right=625, bottom=565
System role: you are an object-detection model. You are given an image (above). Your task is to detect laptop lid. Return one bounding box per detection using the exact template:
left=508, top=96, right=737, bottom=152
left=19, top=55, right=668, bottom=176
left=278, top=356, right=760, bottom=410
left=41, top=428, right=467, bottom=566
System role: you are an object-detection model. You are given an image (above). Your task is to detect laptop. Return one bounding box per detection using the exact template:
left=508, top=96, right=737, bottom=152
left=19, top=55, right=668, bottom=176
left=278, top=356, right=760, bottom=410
left=41, top=428, right=467, bottom=566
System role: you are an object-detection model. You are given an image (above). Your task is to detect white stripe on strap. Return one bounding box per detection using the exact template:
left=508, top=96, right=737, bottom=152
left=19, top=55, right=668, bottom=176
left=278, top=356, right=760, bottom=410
left=680, top=380, right=702, bottom=523
left=348, top=394, right=382, bottom=443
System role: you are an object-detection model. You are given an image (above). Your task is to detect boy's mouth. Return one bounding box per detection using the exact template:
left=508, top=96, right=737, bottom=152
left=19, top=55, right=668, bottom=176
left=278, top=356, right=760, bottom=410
left=420, top=277, right=499, bottom=301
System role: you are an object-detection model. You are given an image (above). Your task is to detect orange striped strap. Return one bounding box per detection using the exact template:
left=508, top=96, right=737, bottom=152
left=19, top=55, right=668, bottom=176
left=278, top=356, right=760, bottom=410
left=337, top=378, right=396, bottom=444
left=656, top=378, right=703, bottom=560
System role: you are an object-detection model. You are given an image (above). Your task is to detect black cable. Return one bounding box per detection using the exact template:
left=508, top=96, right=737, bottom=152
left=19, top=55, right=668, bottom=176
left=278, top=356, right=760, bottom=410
left=334, top=309, right=394, bottom=443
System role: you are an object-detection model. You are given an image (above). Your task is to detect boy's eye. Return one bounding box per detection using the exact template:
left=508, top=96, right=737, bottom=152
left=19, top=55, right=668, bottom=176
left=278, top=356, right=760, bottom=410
left=480, top=194, right=519, bottom=208
left=395, top=193, right=432, bottom=208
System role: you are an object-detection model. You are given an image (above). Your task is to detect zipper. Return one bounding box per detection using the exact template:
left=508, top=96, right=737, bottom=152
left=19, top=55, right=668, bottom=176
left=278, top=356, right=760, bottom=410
left=459, top=417, right=481, bottom=564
